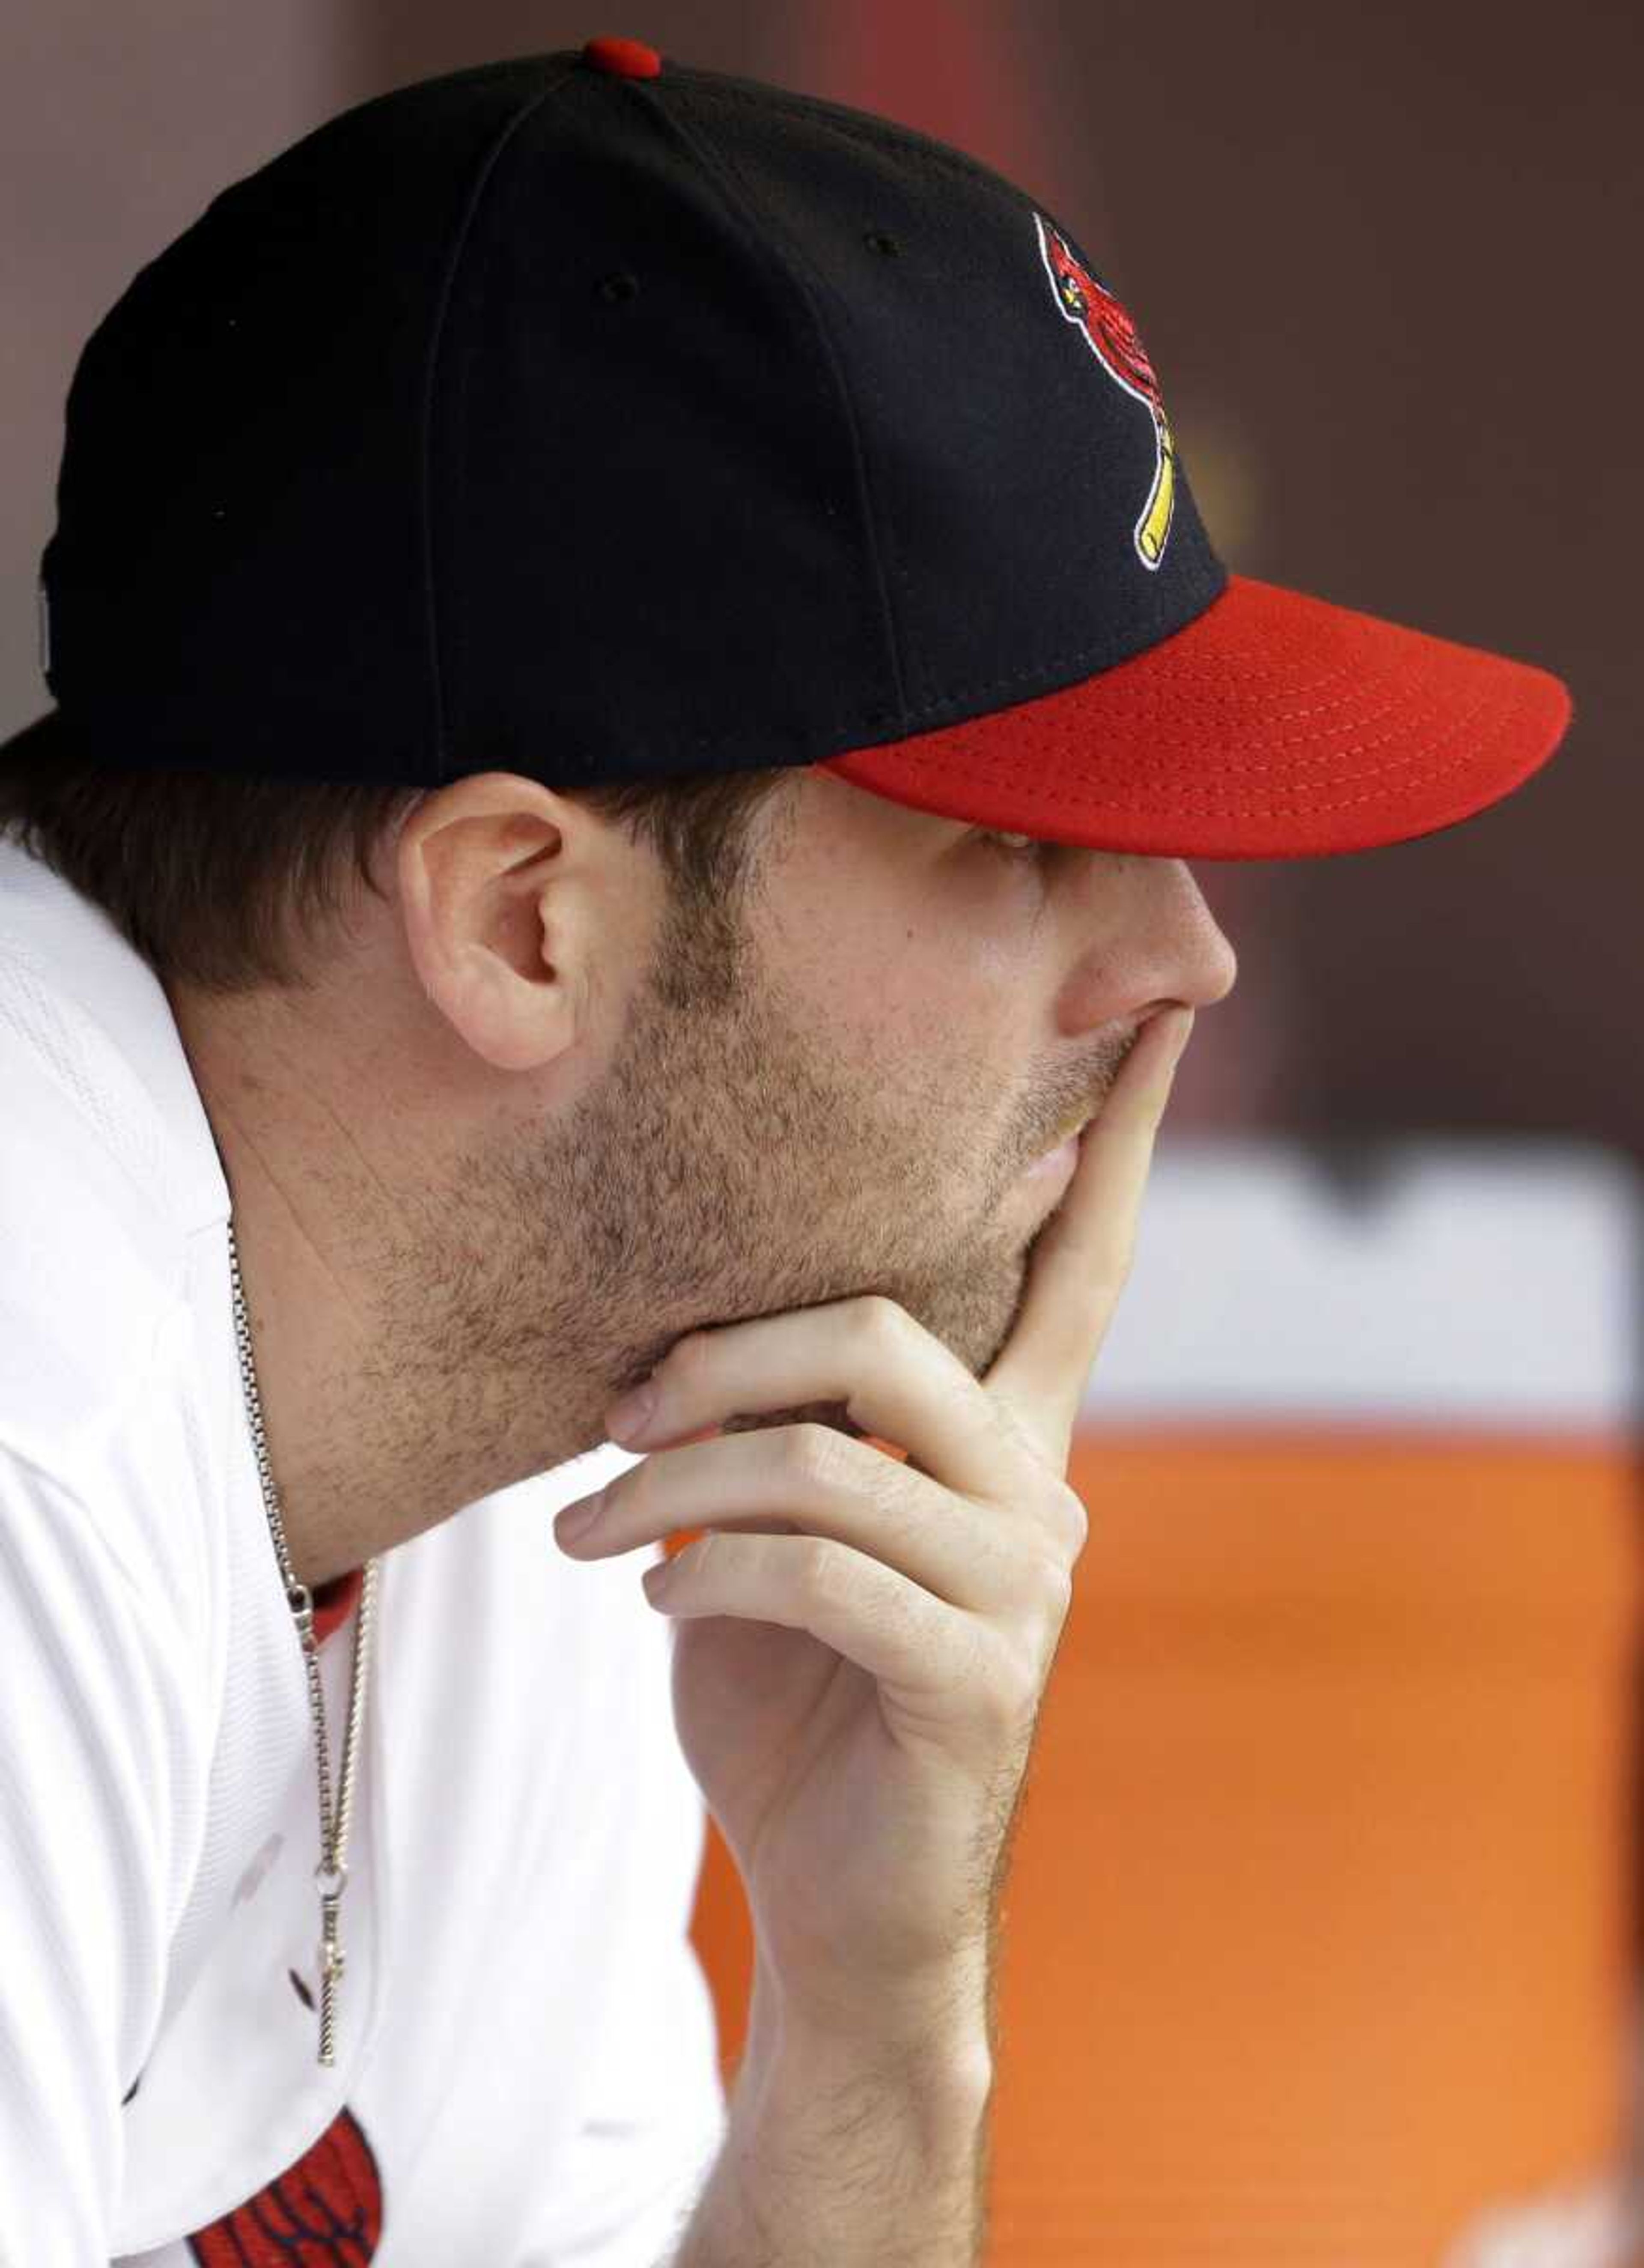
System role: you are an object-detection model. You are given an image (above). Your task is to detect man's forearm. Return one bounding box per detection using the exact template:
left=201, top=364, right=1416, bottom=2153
left=673, top=1966, right=995, bottom=2268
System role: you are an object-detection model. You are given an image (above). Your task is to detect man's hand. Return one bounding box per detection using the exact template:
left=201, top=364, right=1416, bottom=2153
left=554, top=1005, right=1195, bottom=2049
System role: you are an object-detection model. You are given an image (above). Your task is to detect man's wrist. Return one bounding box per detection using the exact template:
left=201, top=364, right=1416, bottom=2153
left=742, top=1954, right=994, bottom=2163
left=678, top=1982, right=994, bottom=2268
left=754, top=2023, right=994, bottom=2146
left=751, top=1944, right=993, bottom=2077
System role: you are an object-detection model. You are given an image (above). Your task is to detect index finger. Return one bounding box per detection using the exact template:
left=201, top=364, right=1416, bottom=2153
left=983, top=1004, right=1194, bottom=1463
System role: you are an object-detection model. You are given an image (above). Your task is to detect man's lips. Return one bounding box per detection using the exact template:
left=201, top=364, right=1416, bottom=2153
left=1019, top=1010, right=1166, bottom=1174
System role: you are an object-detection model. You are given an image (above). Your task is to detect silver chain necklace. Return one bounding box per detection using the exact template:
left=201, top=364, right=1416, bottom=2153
left=225, top=1216, right=381, bottom=2068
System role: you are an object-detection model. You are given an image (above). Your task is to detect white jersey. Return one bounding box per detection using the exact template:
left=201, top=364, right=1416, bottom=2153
left=0, top=833, right=726, bottom=2265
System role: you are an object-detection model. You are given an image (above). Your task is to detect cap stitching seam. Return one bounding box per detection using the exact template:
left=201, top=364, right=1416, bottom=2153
left=656, top=83, right=908, bottom=726
left=1026, top=661, right=1462, bottom=736
left=879, top=673, right=1500, bottom=784
left=869, top=674, right=1528, bottom=814
left=422, top=62, right=581, bottom=781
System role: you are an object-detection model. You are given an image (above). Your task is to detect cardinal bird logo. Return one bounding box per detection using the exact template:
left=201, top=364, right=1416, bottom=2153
left=1033, top=214, right=1177, bottom=571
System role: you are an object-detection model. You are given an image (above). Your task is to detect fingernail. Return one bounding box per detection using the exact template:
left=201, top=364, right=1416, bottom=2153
left=606, top=1383, right=657, bottom=1444
left=557, top=1492, right=603, bottom=1544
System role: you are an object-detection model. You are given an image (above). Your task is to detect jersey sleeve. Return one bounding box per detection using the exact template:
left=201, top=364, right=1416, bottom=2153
left=0, top=1444, right=205, bottom=2266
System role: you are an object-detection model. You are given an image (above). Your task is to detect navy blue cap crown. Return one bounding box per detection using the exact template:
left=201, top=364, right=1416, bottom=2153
left=39, top=42, right=1226, bottom=787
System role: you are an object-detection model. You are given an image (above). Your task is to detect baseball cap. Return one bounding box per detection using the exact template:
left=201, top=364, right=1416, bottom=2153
left=2, top=35, right=1572, bottom=860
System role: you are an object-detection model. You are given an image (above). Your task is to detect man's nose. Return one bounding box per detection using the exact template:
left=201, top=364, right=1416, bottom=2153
left=1111, top=852, right=1233, bottom=1007
left=1173, top=863, right=1240, bottom=1010
left=1063, top=855, right=1239, bottom=1036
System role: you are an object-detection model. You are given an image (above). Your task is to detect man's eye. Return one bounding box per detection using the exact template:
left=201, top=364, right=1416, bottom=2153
left=976, top=827, right=1050, bottom=865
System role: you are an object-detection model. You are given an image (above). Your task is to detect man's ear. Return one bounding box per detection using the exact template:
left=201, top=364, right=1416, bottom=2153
left=395, top=772, right=586, bottom=1074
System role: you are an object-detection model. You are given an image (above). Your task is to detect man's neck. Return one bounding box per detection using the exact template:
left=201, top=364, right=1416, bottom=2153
left=170, top=989, right=555, bottom=1589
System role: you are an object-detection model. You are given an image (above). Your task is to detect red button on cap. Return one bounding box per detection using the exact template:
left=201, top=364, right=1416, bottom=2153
left=581, top=36, right=663, bottom=79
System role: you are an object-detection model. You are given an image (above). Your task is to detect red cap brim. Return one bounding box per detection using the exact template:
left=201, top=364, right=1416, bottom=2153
left=816, top=573, right=1573, bottom=860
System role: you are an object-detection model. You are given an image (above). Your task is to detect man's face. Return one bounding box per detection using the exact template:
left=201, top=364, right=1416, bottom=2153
left=422, top=765, right=1237, bottom=1454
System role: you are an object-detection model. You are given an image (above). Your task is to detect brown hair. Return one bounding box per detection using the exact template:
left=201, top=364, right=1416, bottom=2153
left=0, top=740, right=801, bottom=997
